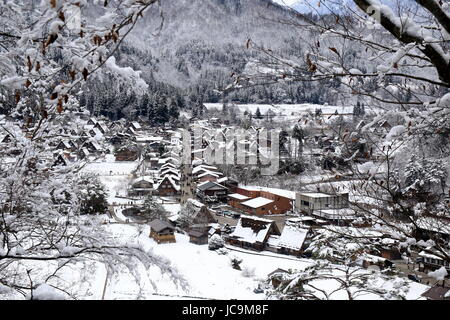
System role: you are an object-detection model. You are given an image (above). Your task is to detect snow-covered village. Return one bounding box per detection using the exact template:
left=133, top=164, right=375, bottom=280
left=1, top=0, right=450, bottom=305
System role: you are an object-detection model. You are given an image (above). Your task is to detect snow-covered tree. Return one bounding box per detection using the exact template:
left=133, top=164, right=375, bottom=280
left=227, top=0, right=450, bottom=288
left=267, top=261, right=411, bottom=300
left=208, top=234, right=225, bottom=251
left=77, top=174, right=108, bottom=215
left=141, top=195, right=169, bottom=222
left=0, top=0, right=187, bottom=299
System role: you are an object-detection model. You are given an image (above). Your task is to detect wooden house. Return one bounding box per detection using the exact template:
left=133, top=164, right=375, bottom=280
left=114, top=144, right=139, bottom=161
left=0, top=134, right=11, bottom=144
left=126, top=127, right=137, bottom=136
left=82, top=140, right=102, bottom=154
left=160, top=168, right=180, bottom=178
left=56, top=140, right=77, bottom=152
left=155, top=176, right=180, bottom=196
left=183, top=199, right=217, bottom=226
left=77, top=148, right=90, bottom=160
left=188, top=229, right=209, bottom=245
left=89, top=127, right=103, bottom=138
left=53, top=153, right=70, bottom=167
left=87, top=118, right=98, bottom=126
left=197, top=181, right=228, bottom=202
left=149, top=219, right=176, bottom=244
left=129, top=176, right=154, bottom=196
left=217, top=177, right=238, bottom=193
left=418, top=251, right=450, bottom=273
left=265, top=226, right=310, bottom=257
left=226, top=215, right=281, bottom=251
left=312, top=208, right=356, bottom=226
left=149, top=157, right=160, bottom=169
left=197, top=171, right=221, bottom=183
left=358, top=254, right=394, bottom=271
left=239, top=197, right=277, bottom=215
left=109, top=134, right=127, bottom=146
left=94, top=122, right=108, bottom=135
left=377, top=239, right=402, bottom=260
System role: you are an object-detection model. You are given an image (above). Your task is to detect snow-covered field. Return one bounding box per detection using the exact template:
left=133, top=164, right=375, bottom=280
left=204, top=103, right=355, bottom=116
left=81, top=159, right=139, bottom=202
left=68, top=223, right=426, bottom=300
left=102, top=224, right=313, bottom=300
left=81, top=159, right=139, bottom=176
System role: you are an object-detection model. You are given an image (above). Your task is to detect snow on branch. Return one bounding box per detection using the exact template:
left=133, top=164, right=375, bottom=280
left=354, top=0, right=450, bottom=85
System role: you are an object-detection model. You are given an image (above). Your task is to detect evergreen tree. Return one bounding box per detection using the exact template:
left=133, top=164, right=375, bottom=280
left=155, top=103, right=169, bottom=125
left=315, top=108, right=323, bottom=118
left=292, top=125, right=305, bottom=156
left=279, top=129, right=290, bottom=157
left=147, top=94, right=156, bottom=124
left=353, top=102, right=361, bottom=118
left=168, top=98, right=180, bottom=120
left=255, top=107, right=263, bottom=119
left=141, top=195, right=169, bottom=221
left=139, top=93, right=150, bottom=118
left=77, top=174, right=108, bottom=215
left=222, top=103, right=228, bottom=116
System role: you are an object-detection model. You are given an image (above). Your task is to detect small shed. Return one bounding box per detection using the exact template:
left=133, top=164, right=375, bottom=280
left=188, top=229, right=209, bottom=245
left=149, top=219, right=176, bottom=244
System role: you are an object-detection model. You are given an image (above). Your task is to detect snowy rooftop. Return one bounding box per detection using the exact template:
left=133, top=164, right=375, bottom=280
left=131, top=176, right=154, bottom=185
left=270, top=226, right=309, bottom=251
left=197, top=171, right=221, bottom=178
left=240, top=186, right=296, bottom=200
left=316, top=208, right=355, bottom=216
left=418, top=251, right=445, bottom=261
left=192, top=164, right=218, bottom=174
left=229, top=216, right=275, bottom=244
left=217, top=177, right=228, bottom=183
left=155, top=176, right=180, bottom=191
left=131, top=121, right=141, bottom=129
left=187, top=198, right=205, bottom=208
left=228, top=193, right=251, bottom=201
left=135, top=136, right=163, bottom=143
left=298, top=192, right=336, bottom=198
left=241, top=197, right=274, bottom=208
left=287, top=217, right=315, bottom=222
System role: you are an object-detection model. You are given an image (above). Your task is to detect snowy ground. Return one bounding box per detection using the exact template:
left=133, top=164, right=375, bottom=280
left=103, top=224, right=313, bottom=300
left=204, top=103, right=355, bottom=116
left=86, top=223, right=429, bottom=300
left=81, top=158, right=139, bottom=203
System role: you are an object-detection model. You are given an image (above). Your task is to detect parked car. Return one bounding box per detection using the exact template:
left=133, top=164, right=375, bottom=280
left=231, top=212, right=241, bottom=219
left=222, top=210, right=234, bottom=217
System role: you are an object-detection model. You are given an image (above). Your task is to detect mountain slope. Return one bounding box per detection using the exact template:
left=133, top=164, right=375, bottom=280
left=118, top=0, right=303, bottom=89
